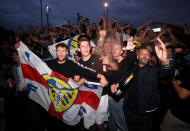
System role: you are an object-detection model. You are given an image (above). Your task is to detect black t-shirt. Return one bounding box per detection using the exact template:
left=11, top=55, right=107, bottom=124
left=79, top=55, right=103, bottom=74
left=45, top=59, right=97, bottom=79
left=171, top=70, right=190, bottom=124
left=78, top=54, right=111, bottom=95
left=78, top=54, right=103, bottom=82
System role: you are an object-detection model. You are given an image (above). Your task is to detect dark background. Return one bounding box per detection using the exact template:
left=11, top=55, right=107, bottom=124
left=0, top=0, right=190, bottom=30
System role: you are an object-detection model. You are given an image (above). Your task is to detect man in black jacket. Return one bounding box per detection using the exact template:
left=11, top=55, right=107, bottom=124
left=111, top=38, right=174, bottom=131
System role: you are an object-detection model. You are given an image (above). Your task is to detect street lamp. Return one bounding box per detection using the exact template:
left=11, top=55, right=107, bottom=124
left=46, top=5, right=50, bottom=29
left=40, top=0, right=43, bottom=28
left=104, top=2, right=109, bottom=21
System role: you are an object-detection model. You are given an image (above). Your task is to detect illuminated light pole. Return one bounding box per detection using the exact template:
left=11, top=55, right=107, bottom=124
left=46, top=5, right=50, bottom=29
left=104, top=2, right=109, bottom=21
left=40, top=0, right=43, bottom=28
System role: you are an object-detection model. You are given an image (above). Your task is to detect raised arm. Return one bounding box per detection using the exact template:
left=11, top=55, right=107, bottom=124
left=155, top=37, right=169, bottom=65
left=156, top=37, right=175, bottom=78
left=101, top=14, right=107, bottom=31
left=136, top=20, right=150, bottom=32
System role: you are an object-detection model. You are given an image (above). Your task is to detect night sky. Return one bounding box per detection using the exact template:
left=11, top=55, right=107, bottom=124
left=0, top=0, right=190, bottom=30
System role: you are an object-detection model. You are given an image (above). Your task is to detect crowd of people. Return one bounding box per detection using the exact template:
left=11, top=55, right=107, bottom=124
left=0, top=13, right=190, bottom=131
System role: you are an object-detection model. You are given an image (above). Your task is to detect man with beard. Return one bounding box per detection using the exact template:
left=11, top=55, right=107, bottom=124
left=111, top=38, right=174, bottom=131
left=45, top=43, right=108, bottom=87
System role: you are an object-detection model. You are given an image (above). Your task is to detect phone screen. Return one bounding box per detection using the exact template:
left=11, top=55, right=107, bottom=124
left=152, top=28, right=161, bottom=32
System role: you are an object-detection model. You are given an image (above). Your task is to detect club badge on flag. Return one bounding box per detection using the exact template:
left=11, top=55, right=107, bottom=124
left=17, top=41, right=103, bottom=129
left=42, top=74, right=79, bottom=113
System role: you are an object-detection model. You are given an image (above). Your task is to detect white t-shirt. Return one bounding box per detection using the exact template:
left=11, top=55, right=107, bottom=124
left=122, top=33, right=131, bottom=42
left=116, top=32, right=132, bottom=42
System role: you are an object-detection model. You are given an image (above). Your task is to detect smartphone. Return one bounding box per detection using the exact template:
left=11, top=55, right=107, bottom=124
left=152, top=28, right=161, bottom=32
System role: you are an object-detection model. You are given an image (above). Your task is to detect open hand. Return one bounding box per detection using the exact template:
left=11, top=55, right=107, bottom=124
left=155, top=37, right=168, bottom=64
left=122, top=37, right=136, bottom=51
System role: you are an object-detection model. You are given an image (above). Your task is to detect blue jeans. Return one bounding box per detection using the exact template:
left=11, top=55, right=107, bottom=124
left=108, top=97, right=128, bottom=131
